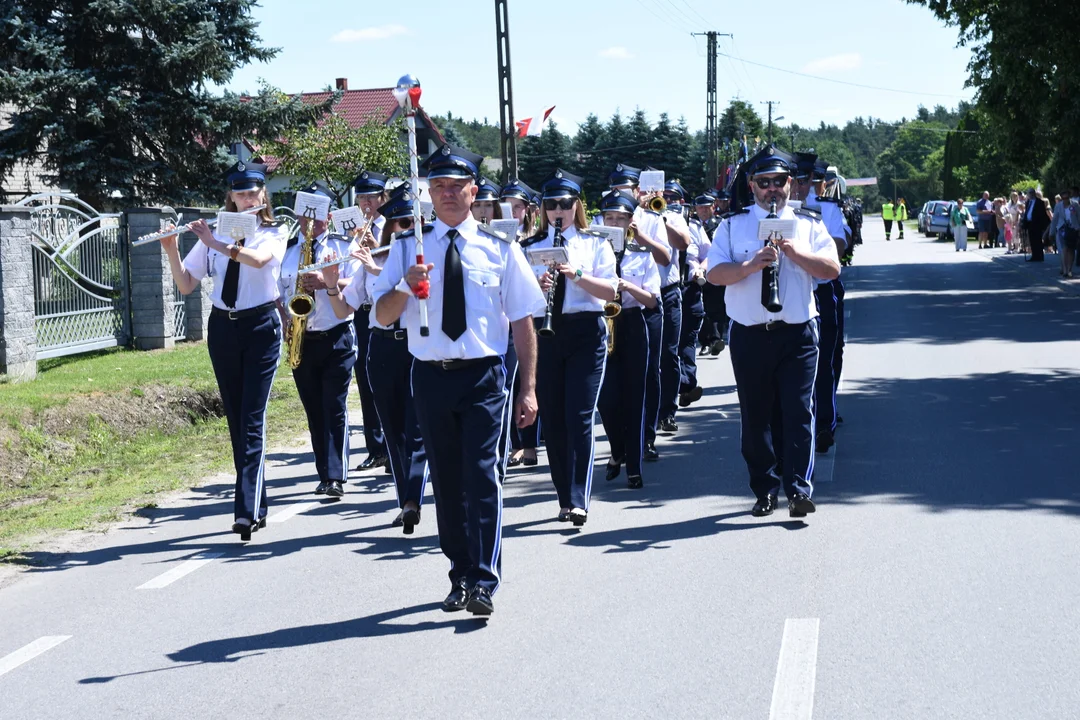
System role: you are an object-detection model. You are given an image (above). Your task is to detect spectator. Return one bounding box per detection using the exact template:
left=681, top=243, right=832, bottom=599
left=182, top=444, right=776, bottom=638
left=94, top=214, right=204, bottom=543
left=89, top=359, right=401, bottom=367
left=1051, top=189, right=1073, bottom=277
left=976, top=191, right=993, bottom=248
left=1005, top=192, right=1021, bottom=254
left=951, top=199, right=971, bottom=252
left=1021, top=188, right=1051, bottom=262
left=993, top=197, right=1006, bottom=248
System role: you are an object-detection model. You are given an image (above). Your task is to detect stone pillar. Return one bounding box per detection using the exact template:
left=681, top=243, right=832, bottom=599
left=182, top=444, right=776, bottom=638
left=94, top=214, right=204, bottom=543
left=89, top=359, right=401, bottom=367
left=176, top=207, right=217, bottom=341
left=125, top=207, right=175, bottom=350
left=0, top=206, right=37, bottom=380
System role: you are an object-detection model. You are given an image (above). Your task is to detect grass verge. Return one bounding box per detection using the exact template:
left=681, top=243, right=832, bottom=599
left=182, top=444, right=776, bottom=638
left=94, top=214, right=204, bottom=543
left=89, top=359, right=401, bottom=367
left=0, top=343, right=307, bottom=562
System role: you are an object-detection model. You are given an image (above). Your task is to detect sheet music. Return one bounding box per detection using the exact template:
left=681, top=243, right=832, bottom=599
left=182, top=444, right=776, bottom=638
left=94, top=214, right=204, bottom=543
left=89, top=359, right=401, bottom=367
left=490, top=219, right=520, bottom=241
left=293, top=191, right=331, bottom=222
left=757, top=218, right=797, bottom=241
left=639, top=170, right=665, bottom=193
left=331, top=206, right=364, bottom=235
left=526, top=247, right=570, bottom=267
left=590, top=225, right=625, bottom=253
left=215, top=211, right=259, bottom=241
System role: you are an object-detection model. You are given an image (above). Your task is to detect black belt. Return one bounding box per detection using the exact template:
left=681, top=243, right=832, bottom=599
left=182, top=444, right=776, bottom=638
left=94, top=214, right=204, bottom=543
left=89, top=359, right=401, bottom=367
left=211, top=301, right=276, bottom=321
left=371, top=327, right=407, bottom=340
left=421, top=356, right=499, bottom=371
left=740, top=320, right=804, bottom=332
left=305, top=322, right=351, bottom=339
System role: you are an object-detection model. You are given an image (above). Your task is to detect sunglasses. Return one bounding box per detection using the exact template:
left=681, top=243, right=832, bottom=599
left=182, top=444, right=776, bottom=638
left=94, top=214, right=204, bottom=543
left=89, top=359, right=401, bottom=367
left=543, top=198, right=576, bottom=211
left=796, top=176, right=811, bottom=185
left=753, top=175, right=791, bottom=190
left=396, top=218, right=413, bottom=230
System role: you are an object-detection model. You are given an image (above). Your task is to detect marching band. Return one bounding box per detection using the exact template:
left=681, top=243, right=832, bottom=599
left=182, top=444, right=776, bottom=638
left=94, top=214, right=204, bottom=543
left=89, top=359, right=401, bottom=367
left=158, top=129, right=856, bottom=614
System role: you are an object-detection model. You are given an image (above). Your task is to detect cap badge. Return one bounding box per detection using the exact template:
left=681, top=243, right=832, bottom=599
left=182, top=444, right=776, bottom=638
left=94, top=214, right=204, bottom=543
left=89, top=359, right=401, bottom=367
left=555, top=170, right=563, bottom=179
left=362, top=171, right=369, bottom=179
left=441, top=146, right=450, bottom=156
left=237, top=161, right=246, bottom=172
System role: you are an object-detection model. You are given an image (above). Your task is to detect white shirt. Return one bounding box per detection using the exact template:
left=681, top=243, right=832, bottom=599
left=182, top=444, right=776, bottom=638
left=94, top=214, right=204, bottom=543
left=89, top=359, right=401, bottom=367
left=804, top=190, right=848, bottom=285
left=687, top=219, right=710, bottom=270
left=706, top=202, right=838, bottom=326
left=279, top=232, right=359, bottom=332
left=617, top=245, right=661, bottom=310
left=371, top=216, right=546, bottom=362
left=183, top=223, right=288, bottom=311
left=341, top=249, right=396, bottom=330
left=656, top=208, right=684, bottom=286
left=526, top=225, right=617, bottom=317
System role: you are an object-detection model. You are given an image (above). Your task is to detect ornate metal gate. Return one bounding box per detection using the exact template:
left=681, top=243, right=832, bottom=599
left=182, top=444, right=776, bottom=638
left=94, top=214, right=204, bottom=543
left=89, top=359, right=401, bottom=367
left=15, top=193, right=131, bottom=359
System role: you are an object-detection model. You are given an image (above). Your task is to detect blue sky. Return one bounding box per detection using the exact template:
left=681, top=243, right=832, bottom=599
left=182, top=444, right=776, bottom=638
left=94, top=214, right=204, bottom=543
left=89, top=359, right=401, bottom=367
left=223, top=0, right=975, bottom=134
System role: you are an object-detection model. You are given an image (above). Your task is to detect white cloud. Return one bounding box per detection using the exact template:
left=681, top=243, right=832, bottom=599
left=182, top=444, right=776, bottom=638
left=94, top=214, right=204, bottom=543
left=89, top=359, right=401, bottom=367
left=800, top=53, right=862, bottom=75
left=330, top=25, right=409, bottom=43
left=598, top=46, right=634, bottom=60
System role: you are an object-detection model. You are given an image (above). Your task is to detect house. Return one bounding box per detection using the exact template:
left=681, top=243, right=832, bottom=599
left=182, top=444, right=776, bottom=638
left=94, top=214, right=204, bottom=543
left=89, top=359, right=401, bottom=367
left=240, top=78, right=446, bottom=203
left=0, top=104, right=62, bottom=202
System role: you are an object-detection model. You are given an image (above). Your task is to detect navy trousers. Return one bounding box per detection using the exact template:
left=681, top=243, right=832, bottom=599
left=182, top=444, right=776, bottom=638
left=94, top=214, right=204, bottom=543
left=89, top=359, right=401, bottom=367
left=412, top=357, right=507, bottom=594
left=700, top=284, right=728, bottom=346
left=207, top=306, right=281, bottom=523
left=352, top=313, right=385, bottom=460
left=832, top=278, right=846, bottom=394
left=597, top=307, right=650, bottom=478
left=729, top=319, right=819, bottom=501
left=658, top=284, right=683, bottom=421
left=643, top=305, right=664, bottom=444
left=536, top=312, right=606, bottom=511
left=503, top=332, right=539, bottom=455
left=367, top=331, right=428, bottom=508
left=813, top=284, right=839, bottom=436
left=292, top=321, right=356, bottom=484
left=679, top=283, right=705, bottom=393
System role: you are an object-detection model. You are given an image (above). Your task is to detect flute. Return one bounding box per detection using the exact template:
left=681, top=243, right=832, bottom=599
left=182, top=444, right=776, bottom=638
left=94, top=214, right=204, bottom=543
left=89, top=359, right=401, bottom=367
left=132, top=205, right=266, bottom=247
left=299, top=245, right=390, bottom=274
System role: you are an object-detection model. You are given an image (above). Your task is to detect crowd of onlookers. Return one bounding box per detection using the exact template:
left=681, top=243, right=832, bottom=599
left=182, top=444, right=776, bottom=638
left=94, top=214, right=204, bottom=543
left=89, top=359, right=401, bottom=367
left=949, top=187, right=1080, bottom=277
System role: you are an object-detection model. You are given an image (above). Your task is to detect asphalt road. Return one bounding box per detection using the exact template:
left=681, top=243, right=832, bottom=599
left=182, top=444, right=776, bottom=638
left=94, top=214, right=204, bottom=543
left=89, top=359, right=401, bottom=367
left=2, top=216, right=1079, bottom=719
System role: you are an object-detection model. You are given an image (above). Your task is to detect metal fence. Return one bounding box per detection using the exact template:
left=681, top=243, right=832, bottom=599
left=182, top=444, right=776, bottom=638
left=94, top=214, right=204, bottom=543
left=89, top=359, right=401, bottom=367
left=15, top=193, right=130, bottom=359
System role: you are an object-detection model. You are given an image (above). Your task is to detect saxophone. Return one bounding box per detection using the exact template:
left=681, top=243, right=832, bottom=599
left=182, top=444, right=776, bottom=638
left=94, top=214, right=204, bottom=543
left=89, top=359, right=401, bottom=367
left=604, top=245, right=623, bottom=355
left=286, top=219, right=316, bottom=369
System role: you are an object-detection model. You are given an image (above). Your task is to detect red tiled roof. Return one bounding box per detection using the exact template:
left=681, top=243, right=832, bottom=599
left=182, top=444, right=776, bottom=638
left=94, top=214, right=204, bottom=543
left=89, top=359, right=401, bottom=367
left=247, top=87, right=445, bottom=173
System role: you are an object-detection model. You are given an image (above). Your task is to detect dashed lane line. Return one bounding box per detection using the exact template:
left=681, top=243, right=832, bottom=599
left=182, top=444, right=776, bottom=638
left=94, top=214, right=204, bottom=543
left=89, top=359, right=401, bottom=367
left=268, top=501, right=318, bottom=523
left=769, top=618, right=820, bottom=720
left=0, top=636, right=72, bottom=678
left=136, top=552, right=224, bottom=590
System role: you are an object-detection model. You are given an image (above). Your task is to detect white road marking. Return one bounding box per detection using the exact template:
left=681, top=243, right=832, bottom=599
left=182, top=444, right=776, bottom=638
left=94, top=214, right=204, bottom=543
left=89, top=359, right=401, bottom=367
left=136, top=552, right=224, bottom=590
left=0, top=636, right=72, bottom=678
left=268, top=501, right=318, bottom=523
left=769, top=618, right=820, bottom=720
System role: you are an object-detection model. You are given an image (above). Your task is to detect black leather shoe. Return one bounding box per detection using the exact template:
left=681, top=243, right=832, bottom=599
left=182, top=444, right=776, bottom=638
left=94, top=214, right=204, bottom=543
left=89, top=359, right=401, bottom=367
left=391, top=510, right=404, bottom=528
left=605, top=462, right=621, bottom=481
left=710, top=339, right=725, bottom=356
left=557, top=508, right=571, bottom=522
left=507, top=455, right=523, bottom=467
left=357, top=454, right=388, bottom=471
left=644, top=442, right=659, bottom=461
left=326, top=480, right=345, bottom=497
left=522, top=454, right=538, bottom=467
left=752, top=494, right=777, bottom=517
left=232, top=519, right=259, bottom=542
left=569, top=508, right=587, bottom=527
left=442, top=579, right=469, bottom=612
left=314, top=481, right=330, bottom=495
left=816, top=429, right=834, bottom=454
left=678, top=386, right=703, bottom=407
left=402, top=507, right=420, bottom=535
left=467, top=586, right=494, bottom=616
left=789, top=492, right=816, bottom=518
left=627, top=474, right=643, bottom=489
left=659, top=416, right=678, bottom=433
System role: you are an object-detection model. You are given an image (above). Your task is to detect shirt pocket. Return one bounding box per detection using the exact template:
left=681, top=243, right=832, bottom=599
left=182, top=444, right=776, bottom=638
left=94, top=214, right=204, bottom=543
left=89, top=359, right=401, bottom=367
left=733, top=240, right=760, bottom=263
left=465, top=266, right=502, bottom=316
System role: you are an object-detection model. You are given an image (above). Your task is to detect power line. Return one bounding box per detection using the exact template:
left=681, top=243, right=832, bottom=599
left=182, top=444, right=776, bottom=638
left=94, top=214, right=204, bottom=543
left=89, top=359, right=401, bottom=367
left=524, top=138, right=663, bottom=161
left=717, top=50, right=965, bottom=98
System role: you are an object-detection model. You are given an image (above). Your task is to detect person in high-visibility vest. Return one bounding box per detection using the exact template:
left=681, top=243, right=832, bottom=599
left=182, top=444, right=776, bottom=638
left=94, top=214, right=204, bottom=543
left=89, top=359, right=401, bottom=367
left=896, top=197, right=907, bottom=239
left=882, top=200, right=895, bottom=240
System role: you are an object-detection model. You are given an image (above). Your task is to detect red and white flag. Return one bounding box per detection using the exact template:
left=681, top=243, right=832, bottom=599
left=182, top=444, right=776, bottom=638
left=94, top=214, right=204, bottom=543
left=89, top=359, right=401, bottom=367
left=516, top=105, right=556, bottom=137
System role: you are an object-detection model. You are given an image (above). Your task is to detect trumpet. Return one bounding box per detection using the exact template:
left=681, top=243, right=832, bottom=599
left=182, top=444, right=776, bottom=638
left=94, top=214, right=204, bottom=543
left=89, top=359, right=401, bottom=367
left=646, top=195, right=667, bottom=214
left=132, top=205, right=266, bottom=247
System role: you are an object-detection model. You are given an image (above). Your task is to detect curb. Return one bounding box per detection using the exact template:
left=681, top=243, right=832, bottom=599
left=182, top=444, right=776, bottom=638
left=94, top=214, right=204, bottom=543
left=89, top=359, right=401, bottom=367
left=981, top=250, right=1080, bottom=297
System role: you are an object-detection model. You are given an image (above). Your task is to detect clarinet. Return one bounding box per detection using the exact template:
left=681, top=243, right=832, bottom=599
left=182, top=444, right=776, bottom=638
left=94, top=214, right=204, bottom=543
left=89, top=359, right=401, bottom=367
left=538, top=218, right=563, bottom=337
left=761, top=200, right=784, bottom=313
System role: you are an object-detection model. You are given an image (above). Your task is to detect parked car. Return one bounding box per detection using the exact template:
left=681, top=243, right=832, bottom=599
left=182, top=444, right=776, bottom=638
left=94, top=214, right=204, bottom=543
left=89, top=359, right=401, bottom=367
left=917, top=201, right=931, bottom=234
left=924, top=200, right=955, bottom=240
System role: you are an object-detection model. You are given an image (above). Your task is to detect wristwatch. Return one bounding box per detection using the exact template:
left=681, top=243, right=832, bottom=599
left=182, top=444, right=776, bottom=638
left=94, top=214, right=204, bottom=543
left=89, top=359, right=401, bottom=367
left=326, top=288, right=340, bottom=297
left=571, top=268, right=584, bottom=283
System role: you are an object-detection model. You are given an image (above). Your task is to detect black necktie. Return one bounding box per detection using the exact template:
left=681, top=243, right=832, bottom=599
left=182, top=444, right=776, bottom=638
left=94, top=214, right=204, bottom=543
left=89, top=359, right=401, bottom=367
left=221, top=236, right=245, bottom=308
left=442, top=229, right=466, bottom=340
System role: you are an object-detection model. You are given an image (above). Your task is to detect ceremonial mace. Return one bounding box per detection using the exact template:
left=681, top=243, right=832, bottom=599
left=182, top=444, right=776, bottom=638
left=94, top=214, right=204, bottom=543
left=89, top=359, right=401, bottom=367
left=393, top=74, right=430, bottom=336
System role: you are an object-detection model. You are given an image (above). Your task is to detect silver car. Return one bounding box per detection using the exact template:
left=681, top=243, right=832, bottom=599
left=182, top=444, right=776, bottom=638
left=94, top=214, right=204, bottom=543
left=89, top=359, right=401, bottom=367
left=923, top=200, right=955, bottom=239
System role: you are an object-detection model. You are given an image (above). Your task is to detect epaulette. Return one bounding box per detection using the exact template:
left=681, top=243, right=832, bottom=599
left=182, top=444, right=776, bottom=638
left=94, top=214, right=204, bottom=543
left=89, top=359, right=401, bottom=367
left=477, top=222, right=509, bottom=242
left=794, top=207, right=822, bottom=221
left=721, top=208, right=751, bottom=219
left=626, top=242, right=651, bottom=253
left=327, top=232, right=350, bottom=242
left=267, top=218, right=288, bottom=227
left=815, top=196, right=840, bottom=204
left=519, top=231, right=547, bottom=248
left=579, top=229, right=606, bottom=240
left=395, top=226, right=435, bottom=239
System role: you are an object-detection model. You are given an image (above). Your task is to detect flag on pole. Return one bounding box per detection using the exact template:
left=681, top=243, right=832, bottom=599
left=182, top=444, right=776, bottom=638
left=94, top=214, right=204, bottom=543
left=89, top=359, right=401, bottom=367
left=516, top=105, right=556, bottom=137
left=738, top=136, right=749, bottom=165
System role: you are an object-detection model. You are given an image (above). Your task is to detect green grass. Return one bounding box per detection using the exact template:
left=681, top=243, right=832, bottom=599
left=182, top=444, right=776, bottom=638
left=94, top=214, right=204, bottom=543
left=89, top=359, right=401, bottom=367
left=0, top=343, right=307, bottom=560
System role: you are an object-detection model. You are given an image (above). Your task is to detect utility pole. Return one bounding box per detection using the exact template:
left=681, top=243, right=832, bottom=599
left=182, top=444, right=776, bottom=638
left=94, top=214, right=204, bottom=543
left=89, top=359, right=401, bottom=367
left=692, top=31, right=732, bottom=187
left=494, top=0, right=517, bottom=181
left=761, top=100, right=779, bottom=144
